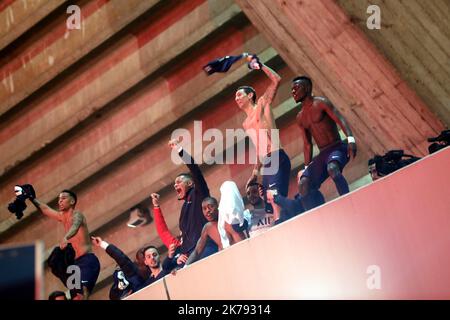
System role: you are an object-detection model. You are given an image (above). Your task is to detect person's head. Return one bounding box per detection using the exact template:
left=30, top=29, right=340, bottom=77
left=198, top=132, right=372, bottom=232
left=291, top=76, right=312, bottom=103
left=235, top=86, right=256, bottom=109
left=246, top=182, right=263, bottom=206
left=174, top=173, right=194, bottom=200
left=142, top=245, right=160, bottom=269
left=58, top=189, right=77, bottom=211
left=48, top=291, right=67, bottom=300
left=201, top=197, right=219, bottom=222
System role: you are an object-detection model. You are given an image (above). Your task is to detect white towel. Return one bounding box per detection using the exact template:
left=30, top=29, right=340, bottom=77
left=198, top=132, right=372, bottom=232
left=218, top=181, right=245, bottom=248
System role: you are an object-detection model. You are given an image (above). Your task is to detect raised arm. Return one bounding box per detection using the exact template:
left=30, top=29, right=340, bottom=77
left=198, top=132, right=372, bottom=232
left=151, top=193, right=181, bottom=249
left=259, top=63, right=281, bottom=107
left=30, top=198, right=62, bottom=222
left=168, top=138, right=209, bottom=198
left=92, top=236, right=140, bottom=279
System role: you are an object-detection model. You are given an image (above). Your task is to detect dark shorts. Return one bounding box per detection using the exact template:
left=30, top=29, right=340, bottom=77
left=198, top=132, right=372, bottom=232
left=261, top=149, right=291, bottom=213
left=261, top=149, right=291, bottom=196
left=74, top=253, right=100, bottom=294
left=302, top=141, right=349, bottom=189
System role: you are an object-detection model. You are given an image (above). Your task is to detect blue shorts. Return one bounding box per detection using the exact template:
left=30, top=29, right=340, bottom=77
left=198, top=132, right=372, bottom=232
left=73, top=253, right=100, bottom=294
left=261, top=149, right=291, bottom=212
left=302, top=141, right=349, bottom=189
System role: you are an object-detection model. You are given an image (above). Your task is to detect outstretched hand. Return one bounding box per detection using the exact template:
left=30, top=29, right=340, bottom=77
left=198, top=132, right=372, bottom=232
left=91, top=236, right=102, bottom=247
left=245, top=54, right=262, bottom=70
left=168, top=137, right=181, bottom=150
left=177, top=254, right=188, bottom=265
left=266, top=190, right=275, bottom=204
left=168, top=242, right=177, bottom=259
left=150, top=193, right=160, bottom=207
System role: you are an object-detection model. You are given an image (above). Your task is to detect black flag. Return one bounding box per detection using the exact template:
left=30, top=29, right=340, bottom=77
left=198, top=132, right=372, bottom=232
left=202, top=54, right=244, bottom=75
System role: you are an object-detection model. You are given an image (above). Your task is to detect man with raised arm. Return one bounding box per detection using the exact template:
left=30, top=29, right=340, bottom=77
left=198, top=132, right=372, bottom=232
left=26, top=187, right=100, bottom=300
left=234, top=55, right=291, bottom=222
left=292, top=76, right=357, bottom=210
left=165, top=138, right=218, bottom=270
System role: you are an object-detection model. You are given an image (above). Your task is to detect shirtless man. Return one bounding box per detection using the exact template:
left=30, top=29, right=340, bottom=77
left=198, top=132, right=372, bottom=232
left=292, top=76, right=357, bottom=210
left=29, top=189, right=100, bottom=299
left=186, top=197, right=243, bottom=265
left=235, top=55, right=291, bottom=221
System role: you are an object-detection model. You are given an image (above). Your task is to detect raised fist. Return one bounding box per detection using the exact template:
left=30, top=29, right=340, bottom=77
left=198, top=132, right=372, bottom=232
left=246, top=54, right=262, bottom=70
left=91, top=236, right=103, bottom=247
left=168, top=137, right=181, bottom=150
left=150, top=193, right=160, bottom=207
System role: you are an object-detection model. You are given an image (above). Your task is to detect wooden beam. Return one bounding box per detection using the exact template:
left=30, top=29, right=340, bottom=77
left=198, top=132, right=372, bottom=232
left=234, top=0, right=445, bottom=157
left=336, top=0, right=450, bottom=125
left=0, top=0, right=242, bottom=176
left=0, top=0, right=161, bottom=116
left=0, top=0, right=65, bottom=51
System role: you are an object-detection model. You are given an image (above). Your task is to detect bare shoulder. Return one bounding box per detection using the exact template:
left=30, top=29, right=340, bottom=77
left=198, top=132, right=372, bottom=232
left=315, top=96, right=333, bottom=108
left=202, top=221, right=213, bottom=232
left=73, top=210, right=86, bottom=221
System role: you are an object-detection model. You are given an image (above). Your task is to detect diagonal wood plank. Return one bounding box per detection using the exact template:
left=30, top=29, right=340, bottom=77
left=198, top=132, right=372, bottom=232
left=0, top=0, right=242, bottom=177
left=234, top=0, right=444, bottom=158
left=0, top=0, right=65, bottom=51
left=0, top=0, right=161, bottom=116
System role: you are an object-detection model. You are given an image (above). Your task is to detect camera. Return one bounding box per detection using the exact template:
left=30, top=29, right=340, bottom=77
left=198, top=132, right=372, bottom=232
left=368, top=150, right=421, bottom=180
left=427, top=130, right=450, bottom=154
left=7, top=184, right=36, bottom=220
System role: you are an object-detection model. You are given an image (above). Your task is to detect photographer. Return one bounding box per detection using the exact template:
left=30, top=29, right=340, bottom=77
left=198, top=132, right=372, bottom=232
left=428, top=130, right=450, bottom=154
left=368, top=150, right=421, bottom=181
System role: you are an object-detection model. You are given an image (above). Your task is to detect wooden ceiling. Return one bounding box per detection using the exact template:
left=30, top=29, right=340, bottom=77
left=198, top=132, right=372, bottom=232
left=0, top=0, right=447, bottom=299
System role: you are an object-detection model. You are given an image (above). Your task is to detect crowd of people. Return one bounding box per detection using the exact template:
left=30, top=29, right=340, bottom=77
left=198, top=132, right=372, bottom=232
left=18, top=54, right=357, bottom=300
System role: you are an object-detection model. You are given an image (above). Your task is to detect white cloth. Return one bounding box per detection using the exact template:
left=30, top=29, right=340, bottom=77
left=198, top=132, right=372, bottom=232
left=218, top=181, right=246, bottom=248
left=100, top=241, right=109, bottom=250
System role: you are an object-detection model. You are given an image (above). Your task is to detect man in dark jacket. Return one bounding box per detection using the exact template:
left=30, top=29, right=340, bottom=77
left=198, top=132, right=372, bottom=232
left=163, top=138, right=218, bottom=270
left=91, top=237, right=169, bottom=299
